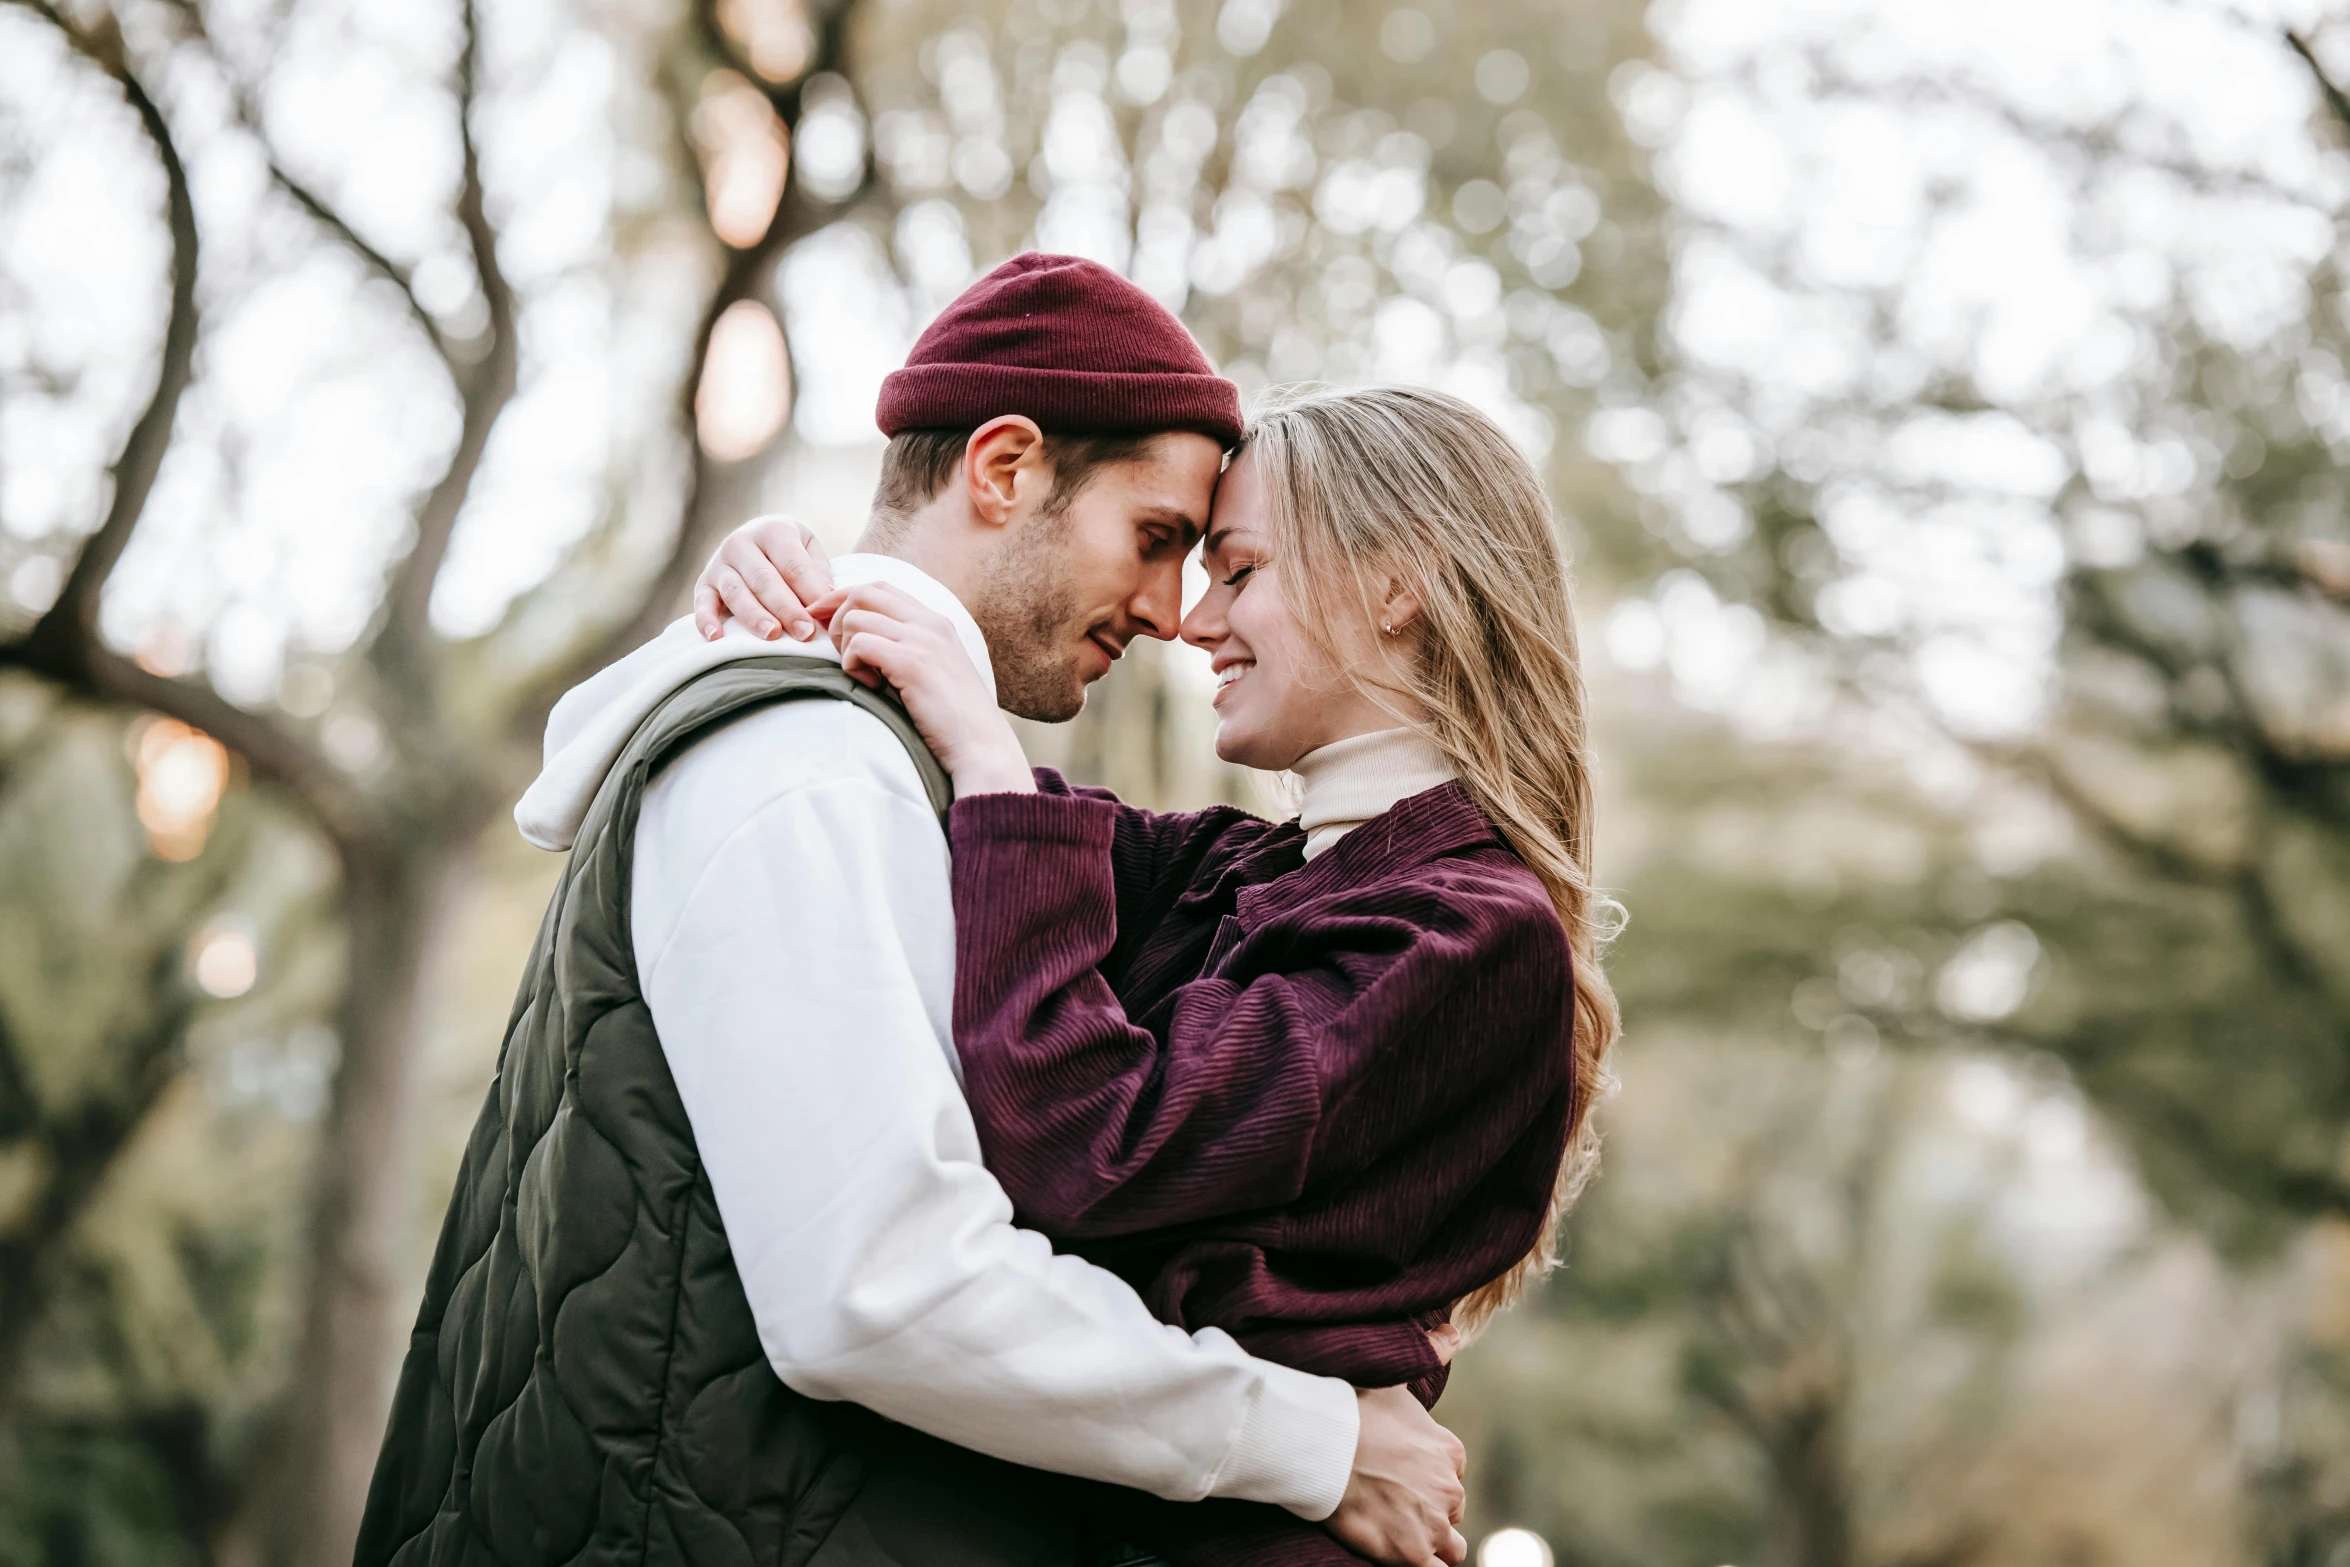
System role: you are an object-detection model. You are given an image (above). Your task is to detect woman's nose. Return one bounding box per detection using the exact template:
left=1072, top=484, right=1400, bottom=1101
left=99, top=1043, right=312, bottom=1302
left=1180, top=594, right=1223, bottom=649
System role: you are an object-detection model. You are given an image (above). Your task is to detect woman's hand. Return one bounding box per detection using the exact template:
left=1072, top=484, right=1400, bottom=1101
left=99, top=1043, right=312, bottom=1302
left=814, top=581, right=1035, bottom=798
left=692, top=514, right=836, bottom=642
left=1328, top=1386, right=1469, bottom=1567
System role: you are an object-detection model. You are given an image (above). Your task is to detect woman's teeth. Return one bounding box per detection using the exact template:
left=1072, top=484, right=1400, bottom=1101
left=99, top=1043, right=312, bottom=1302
left=1215, top=663, right=1250, bottom=691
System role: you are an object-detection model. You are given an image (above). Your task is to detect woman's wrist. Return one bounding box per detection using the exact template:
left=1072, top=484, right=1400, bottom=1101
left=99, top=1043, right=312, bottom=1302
left=941, top=720, right=1036, bottom=796
left=950, top=746, right=1037, bottom=796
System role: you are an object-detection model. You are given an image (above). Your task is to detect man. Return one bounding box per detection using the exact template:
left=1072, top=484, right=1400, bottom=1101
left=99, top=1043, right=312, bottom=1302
left=355, top=255, right=1466, bottom=1567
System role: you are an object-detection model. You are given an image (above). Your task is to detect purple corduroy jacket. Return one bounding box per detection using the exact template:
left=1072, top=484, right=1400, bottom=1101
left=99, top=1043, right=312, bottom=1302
left=948, top=769, right=1578, bottom=1566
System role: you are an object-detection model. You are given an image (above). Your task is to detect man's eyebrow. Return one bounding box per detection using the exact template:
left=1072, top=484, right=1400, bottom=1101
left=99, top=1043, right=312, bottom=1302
left=1142, top=504, right=1205, bottom=548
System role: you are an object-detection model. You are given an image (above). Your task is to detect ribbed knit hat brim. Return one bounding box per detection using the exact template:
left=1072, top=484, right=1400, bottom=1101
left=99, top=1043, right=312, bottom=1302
left=879, top=362, right=1242, bottom=444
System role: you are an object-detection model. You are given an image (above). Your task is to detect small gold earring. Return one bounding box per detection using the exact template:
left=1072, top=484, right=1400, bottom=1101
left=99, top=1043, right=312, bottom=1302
left=1382, top=621, right=1396, bottom=635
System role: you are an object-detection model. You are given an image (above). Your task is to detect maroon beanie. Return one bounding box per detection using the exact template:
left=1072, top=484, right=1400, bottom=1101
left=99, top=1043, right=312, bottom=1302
left=877, top=253, right=1243, bottom=446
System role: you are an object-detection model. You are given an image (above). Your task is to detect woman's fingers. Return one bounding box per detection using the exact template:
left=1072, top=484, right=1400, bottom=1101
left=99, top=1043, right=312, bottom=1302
left=829, top=579, right=924, bottom=623
left=712, top=565, right=780, bottom=640
left=830, top=609, right=909, bottom=652
left=837, top=631, right=907, bottom=692
left=690, top=514, right=832, bottom=639
left=723, top=533, right=816, bottom=640
left=1441, top=1526, right=1468, bottom=1565
left=744, top=514, right=833, bottom=610
left=825, top=584, right=944, bottom=648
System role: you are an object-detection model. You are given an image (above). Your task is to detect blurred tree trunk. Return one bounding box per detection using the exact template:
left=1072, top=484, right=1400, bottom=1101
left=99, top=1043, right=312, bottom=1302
left=280, top=829, right=479, bottom=1558
left=1763, top=1392, right=1853, bottom=1567
left=0, top=1, right=878, bottom=1559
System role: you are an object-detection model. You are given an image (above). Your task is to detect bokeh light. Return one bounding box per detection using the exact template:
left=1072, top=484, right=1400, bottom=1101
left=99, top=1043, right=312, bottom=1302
left=696, top=299, right=794, bottom=460
left=1478, top=1527, right=1554, bottom=1567
left=693, top=70, right=790, bottom=247
left=191, top=921, right=258, bottom=999
left=131, top=717, right=229, bottom=862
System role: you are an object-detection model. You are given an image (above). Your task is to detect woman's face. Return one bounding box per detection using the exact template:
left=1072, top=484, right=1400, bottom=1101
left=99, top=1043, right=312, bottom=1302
left=1181, top=452, right=1401, bottom=771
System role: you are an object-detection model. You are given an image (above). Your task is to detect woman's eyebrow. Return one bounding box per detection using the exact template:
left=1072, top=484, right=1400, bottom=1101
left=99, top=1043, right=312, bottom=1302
left=1202, top=523, right=1247, bottom=556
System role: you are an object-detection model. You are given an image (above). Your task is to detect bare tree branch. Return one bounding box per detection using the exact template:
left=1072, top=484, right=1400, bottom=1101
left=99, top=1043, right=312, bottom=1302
left=9, top=0, right=198, bottom=664
left=504, top=0, right=870, bottom=741
left=0, top=0, right=353, bottom=838
left=0, top=638, right=369, bottom=848
left=2287, top=30, right=2350, bottom=145
left=372, top=0, right=519, bottom=699
left=265, top=157, right=450, bottom=361
left=529, top=204, right=812, bottom=681
left=149, top=0, right=454, bottom=361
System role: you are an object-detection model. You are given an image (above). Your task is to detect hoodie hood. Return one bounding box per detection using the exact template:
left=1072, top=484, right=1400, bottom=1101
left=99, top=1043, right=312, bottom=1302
left=515, top=554, right=993, bottom=851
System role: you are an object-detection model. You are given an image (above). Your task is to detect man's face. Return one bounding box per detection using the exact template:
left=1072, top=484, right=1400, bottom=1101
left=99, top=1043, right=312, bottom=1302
left=970, top=431, right=1223, bottom=722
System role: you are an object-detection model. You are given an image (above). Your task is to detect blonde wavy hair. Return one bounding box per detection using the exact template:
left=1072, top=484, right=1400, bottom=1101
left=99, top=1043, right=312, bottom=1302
left=1244, top=384, right=1622, bottom=1335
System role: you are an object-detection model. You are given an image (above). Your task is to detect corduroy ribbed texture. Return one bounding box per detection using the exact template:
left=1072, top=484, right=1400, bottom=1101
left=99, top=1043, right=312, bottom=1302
left=948, top=771, right=1578, bottom=1567
left=878, top=254, right=1243, bottom=443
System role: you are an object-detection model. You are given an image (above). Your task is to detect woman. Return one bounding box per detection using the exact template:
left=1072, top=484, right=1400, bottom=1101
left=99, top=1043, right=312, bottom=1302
left=702, top=386, right=1618, bottom=1565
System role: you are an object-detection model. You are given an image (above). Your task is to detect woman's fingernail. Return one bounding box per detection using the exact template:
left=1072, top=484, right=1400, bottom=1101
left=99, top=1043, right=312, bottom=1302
left=759, top=619, right=778, bottom=638
left=793, top=620, right=815, bottom=639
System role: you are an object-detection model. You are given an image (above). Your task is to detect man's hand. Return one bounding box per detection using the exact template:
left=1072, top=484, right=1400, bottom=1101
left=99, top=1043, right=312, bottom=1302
left=1327, top=1386, right=1468, bottom=1567
left=692, top=514, right=836, bottom=642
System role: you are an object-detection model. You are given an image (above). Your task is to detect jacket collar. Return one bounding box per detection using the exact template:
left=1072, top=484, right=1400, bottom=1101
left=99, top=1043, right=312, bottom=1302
left=1236, top=780, right=1499, bottom=924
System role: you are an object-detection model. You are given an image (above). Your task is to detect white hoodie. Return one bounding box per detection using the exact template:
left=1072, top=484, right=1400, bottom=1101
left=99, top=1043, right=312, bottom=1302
left=513, top=554, right=1359, bottom=1518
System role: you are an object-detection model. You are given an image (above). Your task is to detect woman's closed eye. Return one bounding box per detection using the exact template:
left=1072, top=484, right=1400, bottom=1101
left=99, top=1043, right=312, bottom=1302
left=1221, top=563, right=1257, bottom=589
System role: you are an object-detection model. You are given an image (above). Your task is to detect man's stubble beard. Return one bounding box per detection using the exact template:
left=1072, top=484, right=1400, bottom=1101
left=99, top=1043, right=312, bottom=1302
left=968, top=507, right=1092, bottom=723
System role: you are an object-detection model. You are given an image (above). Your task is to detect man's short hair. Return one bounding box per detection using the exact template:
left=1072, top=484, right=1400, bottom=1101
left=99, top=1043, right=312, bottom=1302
left=870, top=427, right=1163, bottom=538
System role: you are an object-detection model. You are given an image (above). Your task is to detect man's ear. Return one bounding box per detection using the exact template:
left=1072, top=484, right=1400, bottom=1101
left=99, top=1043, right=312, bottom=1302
left=962, top=416, right=1050, bottom=529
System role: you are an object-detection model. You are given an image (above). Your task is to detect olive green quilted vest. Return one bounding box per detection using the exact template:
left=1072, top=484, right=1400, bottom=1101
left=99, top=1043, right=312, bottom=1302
left=355, top=657, right=1084, bottom=1567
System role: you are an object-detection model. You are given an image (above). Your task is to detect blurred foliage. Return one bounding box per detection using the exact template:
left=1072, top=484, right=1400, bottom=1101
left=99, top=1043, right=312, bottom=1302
left=1671, top=261, right=2350, bottom=1258
left=1609, top=18, right=2350, bottom=1260
left=1534, top=9, right=2350, bottom=1560
left=1446, top=1029, right=2257, bottom=1567
left=0, top=674, right=336, bottom=1561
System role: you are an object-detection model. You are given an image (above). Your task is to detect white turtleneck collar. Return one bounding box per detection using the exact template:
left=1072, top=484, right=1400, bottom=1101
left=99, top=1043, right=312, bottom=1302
left=1292, top=727, right=1457, bottom=861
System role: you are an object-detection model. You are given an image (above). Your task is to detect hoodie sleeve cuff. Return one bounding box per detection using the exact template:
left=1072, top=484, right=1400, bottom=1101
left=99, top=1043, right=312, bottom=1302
left=1210, top=1361, right=1360, bottom=1521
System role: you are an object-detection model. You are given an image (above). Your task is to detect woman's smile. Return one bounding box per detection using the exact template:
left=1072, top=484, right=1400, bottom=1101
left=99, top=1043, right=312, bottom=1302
left=1211, top=658, right=1252, bottom=706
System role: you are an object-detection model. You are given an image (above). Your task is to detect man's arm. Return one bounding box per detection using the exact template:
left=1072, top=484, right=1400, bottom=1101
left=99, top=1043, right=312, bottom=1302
left=631, top=700, right=1358, bottom=1509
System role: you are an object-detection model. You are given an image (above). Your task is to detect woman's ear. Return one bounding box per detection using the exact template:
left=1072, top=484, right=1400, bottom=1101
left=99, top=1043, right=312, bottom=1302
left=962, top=416, right=1049, bottom=528
left=1379, top=582, right=1424, bottom=638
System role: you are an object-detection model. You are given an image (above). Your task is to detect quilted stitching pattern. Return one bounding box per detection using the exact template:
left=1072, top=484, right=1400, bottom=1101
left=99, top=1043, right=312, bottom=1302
left=354, top=661, right=1078, bottom=1567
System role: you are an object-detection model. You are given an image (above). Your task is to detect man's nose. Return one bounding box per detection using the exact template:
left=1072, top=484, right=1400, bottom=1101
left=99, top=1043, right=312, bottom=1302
left=1129, top=558, right=1185, bottom=641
